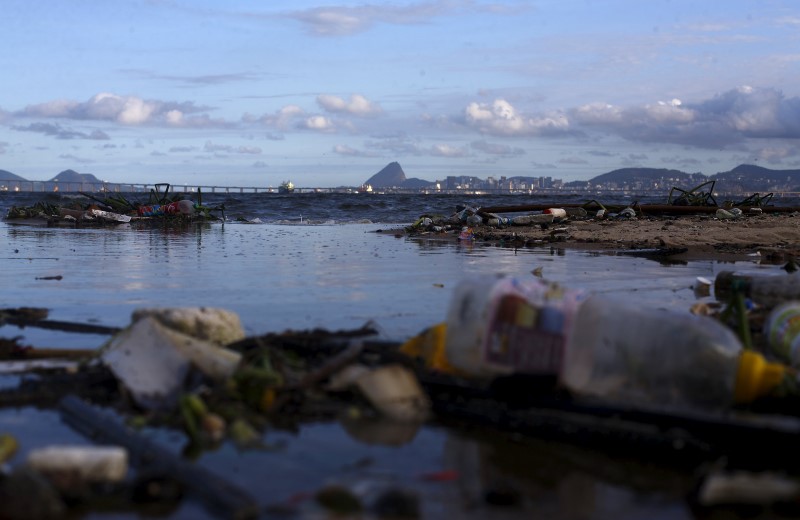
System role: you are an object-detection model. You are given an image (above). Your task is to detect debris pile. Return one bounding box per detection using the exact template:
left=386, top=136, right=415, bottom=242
left=4, top=268, right=800, bottom=516
left=4, top=184, right=224, bottom=227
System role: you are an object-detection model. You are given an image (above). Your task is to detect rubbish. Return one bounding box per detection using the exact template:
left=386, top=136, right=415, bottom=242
left=697, top=469, right=800, bottom=506
left=131, top=307, right=245, bottom=345
left=59, top=395, right=260, bottom=519
left=510, top=214, right=553, bottom=226
left=0, top=433, right=18, bottom=464
left=443, top=276, right=586, bottom=377
left=618, top=207, right=636, bottom=218
left=715, top=271, right=800, bottom=308
left=715, top=208, right=737, bottom=219
left=354, top=364, right=431, bottom=421
left=694, top=276, right=712, bottom=297
left=136, top=199, right=194, bottom=217
left=542, top=208, right=567, bottom=218
left=26, top=445, right=128, bottom=484
left=89, top=208, right=132, bottom=222
left=398, top=322, right=452, bottom=373
left=101, top=315, right=242, bottom=409
left=764, top=302, right=800, bottom=366
left=458, top=227, right=474, bottom=241
left=442, top=276, right=787, bottom=411
left=562, top=294, right=786, bottom=411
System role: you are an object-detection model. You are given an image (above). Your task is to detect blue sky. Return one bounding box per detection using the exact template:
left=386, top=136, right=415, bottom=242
left=1, top=0, right=798, bottom=187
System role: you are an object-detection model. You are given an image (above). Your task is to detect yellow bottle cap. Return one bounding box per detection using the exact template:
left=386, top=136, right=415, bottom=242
left=399, top=323, right=456, bottom=373
left=734, top=349, right=788, bottom=403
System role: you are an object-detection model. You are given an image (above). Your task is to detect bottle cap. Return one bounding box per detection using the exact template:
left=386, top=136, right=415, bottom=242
left=734, top=350, right=787, bottom=403
left=399, top=323, right=455, bottom=373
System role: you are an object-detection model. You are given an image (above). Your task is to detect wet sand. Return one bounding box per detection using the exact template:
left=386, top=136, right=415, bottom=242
left=458, top=212, right=800, bottom=263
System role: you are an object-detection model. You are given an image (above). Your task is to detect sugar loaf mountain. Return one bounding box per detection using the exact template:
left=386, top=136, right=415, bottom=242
left=2, top=163, right=800, bottom=195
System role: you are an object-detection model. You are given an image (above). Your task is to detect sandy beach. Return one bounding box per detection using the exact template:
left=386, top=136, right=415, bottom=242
left=435, top=212, right=800, bottom=263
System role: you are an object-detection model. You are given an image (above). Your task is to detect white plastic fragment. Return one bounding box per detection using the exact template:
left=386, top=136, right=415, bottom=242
left=101, top=316, right=242, bottom=409
left=27, top=445, right=128, bottom=483
left=355, top=365, right=430, bottom=422
left=131, top=307, right=245, bottom=345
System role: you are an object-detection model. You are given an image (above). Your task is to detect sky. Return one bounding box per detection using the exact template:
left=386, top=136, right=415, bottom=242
left=0, top=0, right=799, bottom=188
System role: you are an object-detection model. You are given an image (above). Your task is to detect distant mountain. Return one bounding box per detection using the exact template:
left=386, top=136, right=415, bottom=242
left=363, top=162, right=434, bottom=189
left=49, top=169, right=103, bottom=184
left=364, top=162, right=406, bottom=188
left=588, top=167, right=704, bottom=185
left=0, top=169, right=27, bottom=182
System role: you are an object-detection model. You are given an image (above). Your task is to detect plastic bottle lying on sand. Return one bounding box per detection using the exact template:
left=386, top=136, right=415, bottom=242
left=440, top=276, right=787, bottom=412
left=715, top=271, right=800, bottom=308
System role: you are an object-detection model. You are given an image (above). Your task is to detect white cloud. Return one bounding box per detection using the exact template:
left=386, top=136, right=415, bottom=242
left=333, top=144, right=380, bottom=157
left=250, top=105, right=306, bottom=129
left=471, top=140, right=525, bottom=156
left=303, top=115, right=335, bottom=132
left=430, top=143, right=468, bottom=157
left=465, top=99, right=569, bottom=136
left=317, top=94, right=382, bottom=116
left=203, top=141, right=262, bottom=154
left=18, top=93, right=222, bottom=128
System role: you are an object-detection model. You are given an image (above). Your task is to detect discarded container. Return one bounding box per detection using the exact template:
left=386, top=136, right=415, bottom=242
left=354, top=364, right=430, bottom=421
left=137, top=199, right=194, bottom=217
left=618, top=208, right=636, bottom=218
left=131, top=307, right=246, bottom=345
left=441, top=276, right=787, bottom=411
left=715, top=208, right=737, bottom=220
left=510, top=214, right=554, bottom=226
left=563, top=295, right=787, bottom=410
left=715, top=271, right=800, bottom=308
left=444, top=276, right=587, bottom=377
left=102, top=315, right=242, bottom=409
left=458, top=227, right=474, bottom=241
left=764, top=302, right=800, bottom=365
left=27, top=445, right=128, bottom=484
left=542, top=208, right=567, bottom=218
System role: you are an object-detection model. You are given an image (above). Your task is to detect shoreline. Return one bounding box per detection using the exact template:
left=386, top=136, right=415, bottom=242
left=399, top=212, right=800, bottom=264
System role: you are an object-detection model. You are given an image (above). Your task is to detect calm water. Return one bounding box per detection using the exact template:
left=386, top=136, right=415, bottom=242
left=0, top=191, right=789, bottom=519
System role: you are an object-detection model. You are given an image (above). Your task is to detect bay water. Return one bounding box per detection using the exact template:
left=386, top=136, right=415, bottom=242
left=0, top=191, right=785, bottom=518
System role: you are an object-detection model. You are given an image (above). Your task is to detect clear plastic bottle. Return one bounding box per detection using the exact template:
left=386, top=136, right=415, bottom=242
left=764, top=302, right=800, bottom=366
left=715, top=271, right=800, bottom=308
left=562, top=295, right=786, bottom=411
left=444, top=276, right=587, bottom=378
left=441, top=276, right=787, bottom=412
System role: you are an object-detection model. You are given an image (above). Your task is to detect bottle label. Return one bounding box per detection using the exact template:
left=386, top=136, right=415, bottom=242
left=483, top=279, right=584, bottom=374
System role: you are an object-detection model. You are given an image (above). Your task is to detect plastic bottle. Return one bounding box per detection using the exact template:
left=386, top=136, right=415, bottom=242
left=764, top=302, right=800, bottom=366
left=440, top=276, right=787, bottom=411
left=444, top=276, right=587, bottom=378
left=542, top=208, right=567, bottom=218
left=715, top=271, right=800, bottom=308
left=137, top=199, right=194, bottom=217
left=562, top=295, right=786, bottom=411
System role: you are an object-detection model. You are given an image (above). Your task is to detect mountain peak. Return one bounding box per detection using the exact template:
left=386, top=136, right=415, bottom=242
left=364, top=162, right=406, bottom=188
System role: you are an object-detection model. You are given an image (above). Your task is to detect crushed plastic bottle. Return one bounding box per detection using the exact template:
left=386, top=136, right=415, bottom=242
left=137, top=199, right=194, bottom=217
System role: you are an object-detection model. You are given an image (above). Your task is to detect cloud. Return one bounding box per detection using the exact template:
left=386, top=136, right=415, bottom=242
left=0, top=141, right=7, bottom=154
left=203, top=141, right=262, bottom=154
left=12, top=122, right=110, bottom=140
left=570, top=86, right=800, bottom=148
left=317, top=94, right=382, bottom=116
left=18, top=93, right=223, bottom=128
left=333, top=144, right=380, bottom=157
left=282, top=0, right=529, bottom=36
left=58, top=153, right=94, bottom=164
left=248, top=105, right=306, bottom=129
left=471, top=139, right=525, bottom=156
left=302, top=115, right=335, bottom=132
left=465, top=99, right=570, bottom=136
left=430, top=143, right=468, bottom=157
